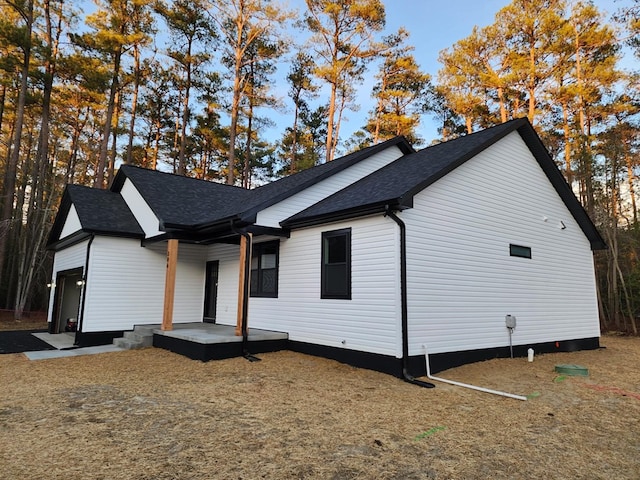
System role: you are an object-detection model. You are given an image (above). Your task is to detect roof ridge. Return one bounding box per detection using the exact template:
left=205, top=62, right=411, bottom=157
left=416, top=117, right=527, bottom=152
left=253, top=135, right=413, bottom=192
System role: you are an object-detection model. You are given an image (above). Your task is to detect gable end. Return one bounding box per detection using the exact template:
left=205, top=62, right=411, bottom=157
left=516, top=123, right=606, bottom=250
left=47, top=188, right=75, bottom=248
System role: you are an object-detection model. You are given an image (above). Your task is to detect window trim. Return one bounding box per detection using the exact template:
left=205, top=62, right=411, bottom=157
left=509, top=244, right=532, bottom=259
left=250, top=240, right=279, bottom=298
left=321, top=228, right=352, bottom=300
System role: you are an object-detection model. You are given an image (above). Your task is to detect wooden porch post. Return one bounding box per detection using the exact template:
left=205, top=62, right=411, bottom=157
left=162, top=239, right=179, bottom=331
left=236, top=233, right=252, bottom=336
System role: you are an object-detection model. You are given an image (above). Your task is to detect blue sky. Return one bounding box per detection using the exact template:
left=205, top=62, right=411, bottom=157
left=268, top=0, right=629, bottom=150
left=79, top=0, right=633, bottom=154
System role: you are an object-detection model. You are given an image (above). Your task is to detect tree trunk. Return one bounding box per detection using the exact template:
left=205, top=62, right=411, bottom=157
left=227, top=47, right=243, bottom=184
left=126, top=44, right=142, bottom=165
left=172, top=94, right=181, bottom=173
left=95, top=48, right=122, bottom=189
left=34, top=0, right=61, bottom=211
left=562, top=100, right=572, bottom=185
left=615, top=256, right=637, bottom=334
left=333, top=87, right=348, bottom=156
left=244, top=95, right=254, bottom=189
left=574, top=24, right=586, bottom=136
left=325, top=81, right=337, bottom=162
left=625, top=148, right=637, bottom=226
left=7, top=128, right=35, bottom=311
left=528, top=44, right=536, bottom=122
left=465, top=116, right=472, bottom=134
left=153, top=115, right=161, bottom=170
left=66, top=109, right=87, bottom=184
left=0, top=84, right=5, bottom=134
left=497, top=86, right=507, bottom=123
left=373, top=73, right=388, bottom=143
left=608, top=226, right=620, bottom=330
left=289, top=100, right=299, bottom=175
left=177, top=38, right=193, bottom=176
left=0, top=0, right=33, bottom=287
left=107, top=89, right=122, bottom=185
left=14, top=185, right=53, bottom=320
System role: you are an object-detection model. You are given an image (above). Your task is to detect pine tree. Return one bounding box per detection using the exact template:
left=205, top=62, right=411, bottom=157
left=0, top=0, right=34, bottom=292
left=367, top=28, right=432, bottom=145
left=210, top=0, right=292, bottom=186
left=304, top=0, right=385, bottom=161
left=73, top=0, right=154, bottom=188
left=156, top=0, right=213, bottom=176
left=286, top=51, right=318, bottom=174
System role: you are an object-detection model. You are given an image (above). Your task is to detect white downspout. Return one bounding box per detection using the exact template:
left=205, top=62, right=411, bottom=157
left=423, top=345, right=527, bottom=401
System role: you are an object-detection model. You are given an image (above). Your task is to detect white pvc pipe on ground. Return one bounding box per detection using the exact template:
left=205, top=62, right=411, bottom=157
left=423, top=346, right=528, bottom=401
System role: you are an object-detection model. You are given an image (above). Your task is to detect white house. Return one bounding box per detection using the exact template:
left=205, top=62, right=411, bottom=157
left=46, top=118, right=605, bottom=376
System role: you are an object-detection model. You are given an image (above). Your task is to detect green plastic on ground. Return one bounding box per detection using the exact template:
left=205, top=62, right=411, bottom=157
left=554, top=364, right=589, bottom=376
left=414, top=426, right=446, bottom=440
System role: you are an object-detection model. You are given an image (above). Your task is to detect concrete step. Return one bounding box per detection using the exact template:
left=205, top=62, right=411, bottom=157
left=113, top=337, right=143, bottom=350
left=132, top=325, right=156, bottom=347
left=123, top=331, right=153, bottom=347
left=132, top=325, right=159, bottom=336
left=112, top=324, right=158, bottom=350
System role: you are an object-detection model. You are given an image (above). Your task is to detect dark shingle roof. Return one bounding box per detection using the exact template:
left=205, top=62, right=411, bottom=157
left=112, top=165, right=252, bottom=229
left=69, top=185, right=144, bottom=236
left=281, top=119, right=606, bottom=250
left=48, top=120, right=604, bottom=251
left=282, top=120, right=523, bottom=227
left=112, top=136, right=414, bottom=229
left=47, top=185, right=144, bottom=249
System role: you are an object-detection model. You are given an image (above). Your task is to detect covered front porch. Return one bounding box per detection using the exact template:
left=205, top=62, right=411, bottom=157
left=152, top=322, right=289, bottom=362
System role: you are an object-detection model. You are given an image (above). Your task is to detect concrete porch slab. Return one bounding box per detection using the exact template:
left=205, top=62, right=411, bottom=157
left=153, top=323, right=288, bottom=344
left=152, top=323, right=289, bottom=361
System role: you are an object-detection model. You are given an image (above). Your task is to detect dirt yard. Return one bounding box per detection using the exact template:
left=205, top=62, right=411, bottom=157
left=1, top=335, right=639, bottom=479
left=0, top=310, right=47, bottom=331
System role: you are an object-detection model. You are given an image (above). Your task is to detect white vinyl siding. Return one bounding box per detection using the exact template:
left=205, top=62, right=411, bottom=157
left=173, top=244, right=207, bottom=323
left=209, top=217, right=402, bottom=357
left=47, top=240, right=88, bottom=323
left=81, top=238, right=206, bottom=332
left=255, top=146, right=406, bottom=227
left=403, top=131, right=600, bottom=356
left=59, top=204, right=82, bottom=238
left=120, top=178, right=162, bottom=237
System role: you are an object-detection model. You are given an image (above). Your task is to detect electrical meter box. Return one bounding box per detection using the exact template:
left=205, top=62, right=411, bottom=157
left=505, top=315, right=516, bottom=329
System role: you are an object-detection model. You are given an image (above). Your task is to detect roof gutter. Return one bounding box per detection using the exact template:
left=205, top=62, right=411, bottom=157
left=384, top=207, right=435, bottom=389
left=282, top=199, right=412, bottom=230
left=76, top=234, right=94, bottom=346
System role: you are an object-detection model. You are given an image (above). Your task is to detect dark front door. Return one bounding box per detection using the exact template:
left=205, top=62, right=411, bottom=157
left=203, top=261, right=219, bottom=323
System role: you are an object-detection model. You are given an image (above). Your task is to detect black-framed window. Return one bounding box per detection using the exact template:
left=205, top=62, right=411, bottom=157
left=321, top=228, right=351, bottom=299
left=250, top=241, right=279, bottom=297
left=510, top=244, right=532, bottom=259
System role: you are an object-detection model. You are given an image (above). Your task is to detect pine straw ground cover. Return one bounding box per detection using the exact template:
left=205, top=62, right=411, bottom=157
left=1, top=335, right=639, bottom=479
left=0, top=311, right=47, bottom=331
